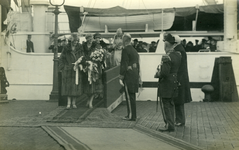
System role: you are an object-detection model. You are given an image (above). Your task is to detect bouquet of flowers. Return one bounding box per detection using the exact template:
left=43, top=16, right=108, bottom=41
left=86, top=48, right=106, bottom=84
left=90, top=49, right=105, bottom=63
left=86, top=61, right=99, bottom=84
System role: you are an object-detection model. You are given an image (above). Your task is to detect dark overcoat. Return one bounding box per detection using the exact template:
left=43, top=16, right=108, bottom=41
left=82, top=42, right=94, bottom=60
left=82, top=42, right=104, bottom=96
left=174, top=44, right=192, bottom=104
left=158, top=51, right=181, bottom=98
left=59, top=43, right=84, bottom=96
left=120, top=45, right=139, bottom=93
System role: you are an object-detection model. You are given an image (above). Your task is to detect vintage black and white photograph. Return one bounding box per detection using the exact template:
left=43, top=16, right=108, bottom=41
left=0, top=0, right=239, bottom=149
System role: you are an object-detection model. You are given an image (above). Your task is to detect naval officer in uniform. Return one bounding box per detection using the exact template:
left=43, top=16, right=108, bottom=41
left=119, top=33, right=140, bottom=121
left=156, top=33, right=182, bottom=131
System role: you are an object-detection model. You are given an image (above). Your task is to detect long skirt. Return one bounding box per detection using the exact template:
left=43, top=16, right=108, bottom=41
left=114, top=50, right=122, bottom=66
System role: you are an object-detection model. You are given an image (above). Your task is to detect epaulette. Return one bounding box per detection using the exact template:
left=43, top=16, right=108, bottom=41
left=162, top=54, right=171, bottom=62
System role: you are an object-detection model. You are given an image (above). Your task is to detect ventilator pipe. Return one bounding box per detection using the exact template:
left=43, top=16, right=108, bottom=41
left=201, top=84, right=214, bottom=102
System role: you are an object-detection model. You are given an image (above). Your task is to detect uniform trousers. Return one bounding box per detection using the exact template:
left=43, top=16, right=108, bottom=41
left=175, top=104, right=185, bottom=125
left=161, top=98, right=175, bottom=129
left=124, top=84, right=137, bottom=120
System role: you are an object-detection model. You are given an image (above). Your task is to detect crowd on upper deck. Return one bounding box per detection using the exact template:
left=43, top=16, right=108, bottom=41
left=181, top=36, right=219, bottom=52
left=47, top=34, right=221, bottom=54
left=131, top=36, right=220, bottom=53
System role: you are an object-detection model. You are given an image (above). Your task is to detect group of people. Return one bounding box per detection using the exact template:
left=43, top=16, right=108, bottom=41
left=58, top=28, right=126, bottom=109
left=58, top=30, right=192, bottom=132
left=154, top=33, right=192, bottom=132
left=119, top=33, right=192, bottom=132
left=182, top=37, right=218, bottom=52
left=49, top=38, right=68, bottom=53
left=59, top=33, right=109, bottom=109
left=132, top=39, right=158, bottom=53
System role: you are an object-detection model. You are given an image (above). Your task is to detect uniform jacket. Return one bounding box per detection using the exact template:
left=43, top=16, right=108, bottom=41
left=120, top=45, right=139, bottom=93
left=26, top=40, right=34, bottom=52
left=158, top=51, right=181, bottom=98
left=174, top=44, right=192, bottom=104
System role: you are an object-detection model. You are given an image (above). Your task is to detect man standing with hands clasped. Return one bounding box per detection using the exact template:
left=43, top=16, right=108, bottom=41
left=119, top=33, right=140, bottom=121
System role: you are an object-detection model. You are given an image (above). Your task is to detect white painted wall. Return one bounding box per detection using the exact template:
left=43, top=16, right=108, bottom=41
left=137, top=52, right=239, bottom=102
left=31, top=2, right=50, bottom=53
left=1, top=34, right=239, bottom=101
left=11, top=33, right=51, bottom=53
left=0, top=36, right=58, bottom=100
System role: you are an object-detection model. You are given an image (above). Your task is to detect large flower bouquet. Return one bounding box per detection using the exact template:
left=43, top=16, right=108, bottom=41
left=74, top=49, right=106, bottom=84
left=90, top=49, right=105, bottom=63
left=88, top=49, right=106, bottom=83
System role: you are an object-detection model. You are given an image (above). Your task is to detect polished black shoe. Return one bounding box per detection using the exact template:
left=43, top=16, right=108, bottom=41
left=175, top=123, right=185, bottom=126
left=125, top=118, right=136, bottom=121
left=157, top=127, right=175, bottom=132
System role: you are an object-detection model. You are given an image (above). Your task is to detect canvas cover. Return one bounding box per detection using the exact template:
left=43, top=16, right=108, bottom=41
left=64, top=4, right=224, bottom=33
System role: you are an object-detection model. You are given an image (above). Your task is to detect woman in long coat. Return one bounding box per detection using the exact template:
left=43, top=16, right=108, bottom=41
left=82, top=33, right=105, bottom=108
left=59, top=37, right=84, bottom=109
left=82, top=34, right=95, bottom=108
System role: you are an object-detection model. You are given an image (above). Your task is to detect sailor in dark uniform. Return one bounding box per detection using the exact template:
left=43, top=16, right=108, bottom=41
left=119, top=33, right=140, bottom=121
left=156, top=33, right=181, bottom=132
left=26, top=35, right=34, bottom=53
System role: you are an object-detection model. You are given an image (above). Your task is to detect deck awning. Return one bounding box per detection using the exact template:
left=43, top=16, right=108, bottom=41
left=64, top=4, right=224, bottom=33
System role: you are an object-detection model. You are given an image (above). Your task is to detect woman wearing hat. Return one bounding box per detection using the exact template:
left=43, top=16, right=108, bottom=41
left=83, top=33, right=94, bottom=60
left=82, top=33, right=105, bottom=108
left=82, top=33, right=96, bottom=108
left=59, top=35, right=84, bottom=109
